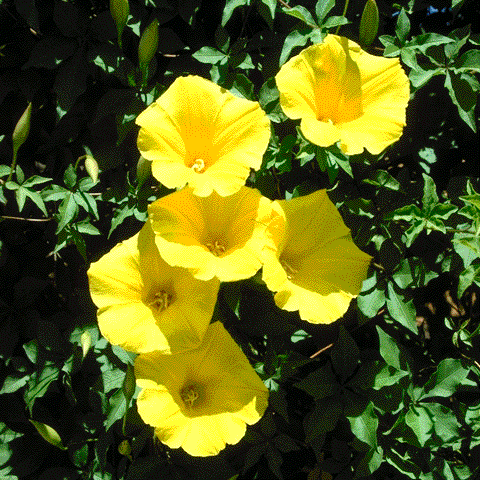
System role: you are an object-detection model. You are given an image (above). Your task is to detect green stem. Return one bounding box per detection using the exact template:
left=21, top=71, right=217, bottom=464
left=336, top=0, right=350, bottom=34
left=6, top=151, right=17, bottom=183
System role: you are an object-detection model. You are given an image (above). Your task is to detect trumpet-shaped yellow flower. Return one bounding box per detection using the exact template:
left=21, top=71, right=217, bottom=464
left=87, top=222, right=219, bottom=354
left=136, top=75, right=271, bottom=197
left=262, top=190, right=372, bottom=324
left=135, top=321, right=269, bottom=457
left=275, top=34, right=410, bottom=155
left=148, top=186, right=284, bottom=282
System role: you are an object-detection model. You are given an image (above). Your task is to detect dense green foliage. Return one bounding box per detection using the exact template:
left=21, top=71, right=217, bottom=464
left=0, top=0, right=479, bottom=479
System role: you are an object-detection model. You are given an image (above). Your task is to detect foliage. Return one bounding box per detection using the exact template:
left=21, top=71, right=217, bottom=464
left=0, top=0, right=479, bottom=479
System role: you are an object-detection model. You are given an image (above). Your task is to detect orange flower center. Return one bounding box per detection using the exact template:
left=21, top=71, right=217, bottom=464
left=206, top=240, right=226, bottom=257
left=148, top=290, right=172, bottom=311
left=180, top=385, right=199, bottom=408
left=191, top=158, right=206, bottom=173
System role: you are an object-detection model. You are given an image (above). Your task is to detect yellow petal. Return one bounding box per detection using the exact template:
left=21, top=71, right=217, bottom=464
left=134, top=322, right=269, bottom=456
left=263, top=190, right=372, bottom=324
left=275, top=34, right=409, bottom=154
left=136, top=75, right=270, bottom=196
left=88, top=222, right=218, bottom=354
left=149, top=187, right=280, bottom=281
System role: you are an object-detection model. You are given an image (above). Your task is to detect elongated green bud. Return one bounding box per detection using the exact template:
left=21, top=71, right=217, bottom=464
left=84, top=155, right=99, bottom=183
left=12, top=102, right=32, bottom=160
left=30, top=420, right=66, bottom=450
left=136, top=155, right=151, bottom=187
left=122, top=363, right=136, bottom=403
left=138, top=19, right=159, bottom=84
left=110, top=0, right=129, bottom=49
left=359, top=0, right=379, bottom=47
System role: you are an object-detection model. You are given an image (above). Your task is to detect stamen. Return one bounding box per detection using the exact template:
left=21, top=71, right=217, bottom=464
left=205, top=240, right=226, bottom=257
left=191, top=158, right=205, bottom=173
left=281, top=260, right=298, bottom=280
left=148, top=291, right=172, bottom=311
left=181, top=386, right=199, bottom=408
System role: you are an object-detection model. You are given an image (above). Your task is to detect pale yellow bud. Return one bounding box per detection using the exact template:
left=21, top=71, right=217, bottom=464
left=84, top=155, right=99, bottom=183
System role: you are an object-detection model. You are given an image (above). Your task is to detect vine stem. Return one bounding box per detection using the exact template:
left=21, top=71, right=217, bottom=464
left=336, top=0, right=350, bottom=34
left=1, top=215, right=52, bottom=222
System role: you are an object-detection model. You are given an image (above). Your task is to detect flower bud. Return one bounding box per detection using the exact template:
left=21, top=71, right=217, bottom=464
left=136, top=155, right=151, bottom=187
left=138, top=19, right=159, bottom=82
left=359, top=0, right=379, bottom=47
left=30, top=420, right=66, bottom=450
left=84, top=155, right=99, bottom=183
left=12, top=102, right=32, bottom=160
left=110, top=0, right=129, bottom=48
left=80, top=331, right=92, bottom=359
left=118, top=439, right=132, bottom=457
left=122, top=363, right=136, bottom=403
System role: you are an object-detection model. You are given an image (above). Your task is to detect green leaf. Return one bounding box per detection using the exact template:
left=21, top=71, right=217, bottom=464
left=296, top=364, right=337, bottom=400
left=363, top=169, right=402, bottom=191
left=430, top=203, right=457, bottom=220
left=315, top=0, right=335, bottom=24
left=423, top=403, right=461, bottom=446
left=396, top=9, right=410, bottom=44
left=405, top=405, right=433, bottom=447
left=386, top=283, right=417, bottom=334
left=347, top=402, right=378, bottom=449
left=420, top=358, right=470, bottom=399
left=282, top=5, right=317, bottom=26
left=105, top=388, right=127, bottom=431
left=56, top=193, right=78, bottom=233
left=24, top=362, right=60, bottom=413
left=192, top=46, right=227, bottom=64
left=458, top=263, right=480, bottom=298
left=330, top=326, right=359, bottom=381
left=305, top=397, right=342, bottom=440
left=322, top=16, right=349, bottom=29
left=222, top=0, right=250, bottom=26
left=23, top=189, right=48, bottom=216
left=422, top=173, right=438, bottom=215
left=405, top=33, right=455, bottom=53
left=454, top=49, right=480, bottom=73
left=376, top=326, right=410, bottom=373
left=445, top=70, right=478, bottom=132
left=385, top=448, right=421, bottom=479
left=279, top=28, right=312, bottom=66
left=0, top=374, right=30, bottom=394
left=372, top=363, right=409, bottom=389
left=22, top=175, right=52, bottom=188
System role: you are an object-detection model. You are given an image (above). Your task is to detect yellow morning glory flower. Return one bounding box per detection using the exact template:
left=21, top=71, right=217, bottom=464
left=262, top=190, right=372, bottom=324
left=136, top=75, right=271, bottom=197
left=87, top=221, right=219, bottom=354
left=148, top=186, right=284, bottom=282
left=135, top=321, right=269, bottom=457
left=275, top=34, right=410, bottom=155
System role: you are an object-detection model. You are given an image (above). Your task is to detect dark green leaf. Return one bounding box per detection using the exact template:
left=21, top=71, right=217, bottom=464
left=454, top=49, right=480, bottom=73
left=420, top=358, right=470, bottom=399
left=405, top=33, right=455, bottom=53
left=296, top=364, right=337, bottom=400
left=445, top=70, right=478, bottom=132
left=385, top=448, right=421, bottom=479
left=458, top=263, right=480, bottom=297
left=330, top=326, right=359, bottom=381
left=376, top=326, right=410, bottom=373
left=105, top=388, right=127, bottom=431
left=23, top=35, right=78, bottom=69
left=57, top=193, right=78, bottom=233
left=422, top=173, right=439, bottom=215
left=305, top=397, right=342, bottom=441
left=386, top=283, right=417, bottom=334
left=363, top=169, right=402, bottom=191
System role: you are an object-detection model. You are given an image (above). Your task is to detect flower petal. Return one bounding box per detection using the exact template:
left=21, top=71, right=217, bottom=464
left=136, top=75, right=270, bottom=196
left=135, top=322, right=269, bottom=456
